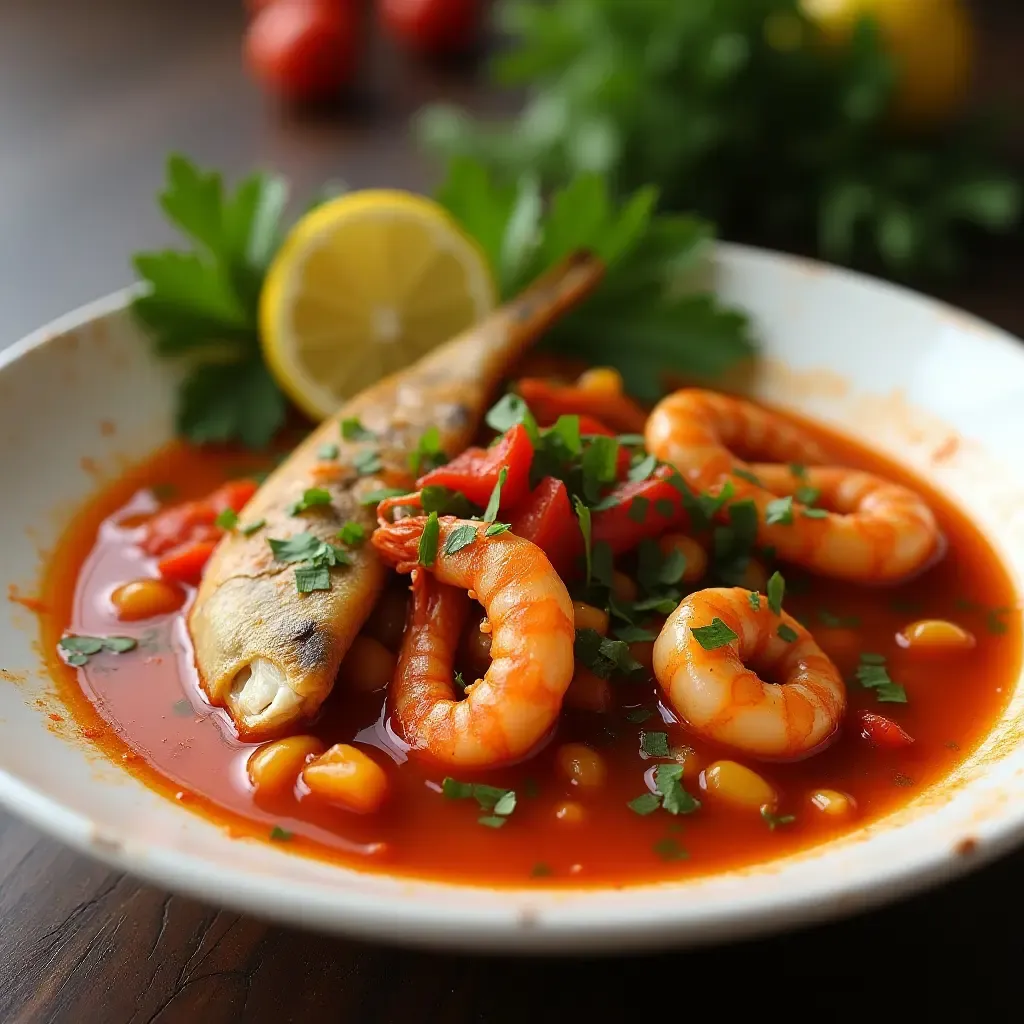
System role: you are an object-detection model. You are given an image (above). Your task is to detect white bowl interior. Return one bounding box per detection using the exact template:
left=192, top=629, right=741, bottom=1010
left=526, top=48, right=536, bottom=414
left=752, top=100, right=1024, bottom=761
left=1, top=245, right=1023, bottom=953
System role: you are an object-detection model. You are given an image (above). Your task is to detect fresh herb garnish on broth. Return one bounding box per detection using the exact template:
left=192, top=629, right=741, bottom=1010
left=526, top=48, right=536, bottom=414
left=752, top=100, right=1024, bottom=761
left=269, top=826, right=294, bottom=841
left=641, top=731, right=671, bottom=758
left=652, top=837, right=688, bottom=862
left=442, top=778, right=517, bottom=828
left=418, top=512, right=440, bottom=567
left=691, top=618, right=738, bottom=651
left=761, top=809, right=796, bottom=831
left=855, top=652, right=908, bottom=704
left=336, top=522, right=366, bottom=547
left=656, top=764, right=701, bottom=816
left=777, top=624, right=799, bottom=643
left=59, top=634, right=138, bottom=667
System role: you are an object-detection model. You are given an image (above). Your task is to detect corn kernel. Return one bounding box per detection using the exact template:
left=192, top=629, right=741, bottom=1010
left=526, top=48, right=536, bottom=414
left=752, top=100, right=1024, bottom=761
left=573, top=601, right=609, bottom=635
left=612, top=571, right=639, bottom=604
left=338, top=635, right=397, bottom=693
left=736, top=558, right=768, bottom=595
left=556, top=743, right=608, bottom=790
left=659, top=534, right=708, bottom=583
left=554, top=800, right=586, bottom=825
left=809, top=788, right=857, bottom=818
left=564, top=668, right=612, bottom=713
left=363, top=586, right=409, bottom=651
left=576, top=367, right=624, bottom=395
left=702, top=760, right=777, bottom=812
left=899, top=619, right=976, bottom=653
left=302, top=743, right=389, bottom=814
left=247, top=735, right=325, bottom=796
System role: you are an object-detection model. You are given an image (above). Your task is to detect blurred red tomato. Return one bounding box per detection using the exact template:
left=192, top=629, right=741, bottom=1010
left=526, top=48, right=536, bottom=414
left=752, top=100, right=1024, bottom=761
left=379, top=0, right=480, bottom=55
left=245, top=1, right=359, bottom=101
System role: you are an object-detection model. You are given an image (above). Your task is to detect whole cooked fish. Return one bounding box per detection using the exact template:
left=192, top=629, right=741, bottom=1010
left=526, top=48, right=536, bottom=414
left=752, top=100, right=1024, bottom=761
left=189, top=252, right=604, bottom=739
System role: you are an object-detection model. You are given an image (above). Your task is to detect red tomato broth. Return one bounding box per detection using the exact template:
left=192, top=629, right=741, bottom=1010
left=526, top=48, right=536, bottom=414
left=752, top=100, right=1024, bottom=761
left=39, top=420, right=1020, bottom=886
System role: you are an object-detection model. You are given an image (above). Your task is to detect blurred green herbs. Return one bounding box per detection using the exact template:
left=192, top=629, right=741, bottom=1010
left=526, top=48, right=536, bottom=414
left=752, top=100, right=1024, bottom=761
left=418, top=0, right=1021, bottom=281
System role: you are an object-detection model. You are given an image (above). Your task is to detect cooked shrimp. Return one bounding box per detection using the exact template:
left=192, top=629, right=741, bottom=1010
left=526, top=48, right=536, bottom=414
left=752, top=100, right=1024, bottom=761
left=653, top=588, right=846, bottom=761
left=372, top=517, right=575, bottom=767
left=746, top=463, right=941, bottom=583
left=645, top=388, right=827, bottom=489
left=646, top=389, right=941, bottom=583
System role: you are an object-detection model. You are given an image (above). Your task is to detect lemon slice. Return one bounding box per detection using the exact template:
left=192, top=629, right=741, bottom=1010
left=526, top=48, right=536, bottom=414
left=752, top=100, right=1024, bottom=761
left=260, top=190, right=497, bottom=420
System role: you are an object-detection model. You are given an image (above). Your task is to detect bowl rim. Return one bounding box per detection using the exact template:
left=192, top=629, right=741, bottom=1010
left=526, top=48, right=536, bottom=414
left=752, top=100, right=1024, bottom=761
left=2, top=242, right=1023, bottom=954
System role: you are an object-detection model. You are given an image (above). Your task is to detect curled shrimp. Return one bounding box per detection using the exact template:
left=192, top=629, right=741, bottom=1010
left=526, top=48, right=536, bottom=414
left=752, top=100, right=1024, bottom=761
left=372, top=517, right=575, bottom=767
left=653, top=587, right=846, bottom=761
left=646, top=388, right=941, bottom=583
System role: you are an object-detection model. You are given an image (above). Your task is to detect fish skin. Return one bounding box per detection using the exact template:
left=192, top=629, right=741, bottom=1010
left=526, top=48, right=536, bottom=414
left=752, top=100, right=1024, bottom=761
left=189, top=252, right=604, bottom=739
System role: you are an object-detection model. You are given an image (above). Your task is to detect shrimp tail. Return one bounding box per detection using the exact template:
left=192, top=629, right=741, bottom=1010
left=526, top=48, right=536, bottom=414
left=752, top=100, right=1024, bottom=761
left=372, top=516, right=427, bottom=572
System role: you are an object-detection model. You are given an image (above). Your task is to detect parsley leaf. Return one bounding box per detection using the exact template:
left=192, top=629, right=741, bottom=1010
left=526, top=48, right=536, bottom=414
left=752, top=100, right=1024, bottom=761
left=652, top=837, right=688, bottom=862
left=761, top=808, right=795, bottom=831
left=215, top=508, right=239, bottom=530
left=767, top=571, right=785, bottom=615
left=287, top=488, right=332, bottom=515
left=483, top=467, right=508, bottom=523
left=318, top=443, right=339, bottom=461
left=627, top=452, right=658, bottom=483
left=59, top=634, right=138, bottom=667
left=443, top=524, right=478, bottom=555
left=855, top=651, right=908, bottom=704
left=574, top=497, right=593, bottom=585
left=353, top=449, right=383, bottom=476
left=441, top=776, right=518, bottom=828
left=628, top=793, right=662, bottom=816
left=360, top=487, right=408, bottom=506
left=410, top=426, right=447, bottom=475
left=337, top=522, right=366, bottom=547
left=485, top=393, right=539, bottom=441
left=419, top=511, right=440, bottom=566
left=655, top=763, right=701, bottom=815
left=485, top=522, right=511, bottom=537
left=777, top=623, right=799, bottom=643
left=691, top=617, right=738, bottom=651
left=341, top=417, right=375, bottom=442
left=294, top=564, right=330, bottom=593
left=269, top=826, right=293, bottom=841
left=765, top=496, right=794, bottom=526
left=641, top=731, right=671, bottom=758
left=748, top=591, right=761, bottom=612
left=575, top=628, right=643, bottom=680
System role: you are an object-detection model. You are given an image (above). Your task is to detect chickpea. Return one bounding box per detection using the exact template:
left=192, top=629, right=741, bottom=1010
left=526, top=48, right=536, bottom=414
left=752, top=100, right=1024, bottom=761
left=573, top=601, right=610, bottom=636
left=363, top=585, right=409, bottom=651
left=247, top=735, right=325, bottom=796
left=110, top=578, right=185, bottom=621
left=736, top=558, right=768, bottom=595
left=898, top=619, right=976, bottom=653
left=576, top=367, right=624, bottom=395
left=459, top=616, right=492, bottom=680
left=553, top=800, right=586, bottom=825
left=556, top=742, right=608, bottom=790
left=564, top=668, right=612, bottom=713
left=302, top=743, right=389, bottom=814
left=659, top=534, right=708, bottom=583
left=338, top=636, right=396, bottom=693
left=611, top=571, right=639, bottom=604
left=809, top=788, right=857, bottom=819
left=702, top=760, right=777, bottom=812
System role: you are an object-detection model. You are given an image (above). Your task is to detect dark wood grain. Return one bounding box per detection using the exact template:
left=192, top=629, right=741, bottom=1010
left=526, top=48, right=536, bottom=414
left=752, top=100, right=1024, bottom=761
left=1, top=2, right=1023, bottom=1021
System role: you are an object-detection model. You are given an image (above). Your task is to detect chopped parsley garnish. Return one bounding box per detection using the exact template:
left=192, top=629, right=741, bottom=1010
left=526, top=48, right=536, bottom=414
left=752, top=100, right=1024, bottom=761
left=359, top=487, right=408, bottom=506
left=287, top=487, right=332, bottom=515
left=239, top=518, right=265, bottom=536
left=655, top=498, right=674, bottom=518
left=761, top=808, right=795, bottom=830
left=482, top=467, right=508, bottom=523
left=747, top=591, right=761, bottom=612
left=789, top=463, right=806, bottom=479
left=641, top=731, right=671, bottom=758
left=627, top=452, right=658, bottom=483
left=418, top=511, right=440, bottom=567
left=636, top=538, right=685, bottom=593
left=616, top=434, right=645, bottom=447
left=546, top=415, right=582, bottom=457
left=574, top=497, right=593, bottom=585
left=59, top=634, right=138, bottom=667
left=454, top=670, right=468, bottom=690
left=442, top=776, right=517, bottom=828
left=580, top=435, right=620, bottom=503
left=269, top=826, right=293, bottom=841
left=215, top=508, right=239, bottom=530
left=691, top=617, right=738, bottom=651
left=795, top=484, right=822, bottom=507
left=575, top=628, right=643, bottom=680
left=613, top=624, right=655, bottom=643
left=777, top=624, right=799, bottom=643
left=655, top=763, right=701, bottom=815
left=732, top=467, right=762, bottom=486
left=353, top=449, right=383, bottom=476
left=341, top=417, right=375, bottom=442
left=419, top=485, right=479, bottom=518
left=531, top=862, right=553, bottom=877
left=652, top=837, right=688, bottom=861
left=267, top=531, right=352, bottom=592
left=766, top=571, right=785, bottom=615
left=485, top=522, right=511, bottom=537
left=410, top=426, right=447, bottom=474
left=294, top=564, right=330, bottom=593
left=628, top=793, right=662, bottom=816
left=443, top=523, right=478, bottom=555
left=711, top=498, right=758, bottom=584
left=764, top=495, right=793, bottom=526
left=337, top=521, right=366, bottom=547
left=485, top=393, right=538, bottom=440
left=985, top=606, right=1013, bottom=636
left=317, top=443, right=339, bottom=461
left=855, top=652, right=907, bottom=704
left=801, top=507, right=829, bottom=519
left=268, top=532, right=329, bottom=562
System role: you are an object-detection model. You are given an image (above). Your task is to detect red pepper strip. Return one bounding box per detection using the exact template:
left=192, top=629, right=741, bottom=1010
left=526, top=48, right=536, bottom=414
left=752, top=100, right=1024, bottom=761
left=856, top=711, right=915, bottom=749
left=207, top=479, right=259, bottom=514
left=517, top=378, right=648, bottom=434
left=509, top=477, right=583, bottom=579
left=140, top=479, right=259, bottom=556
left=156, top=540, right=219, bottom=585
left=591, top=465, right=692, bottom=556
left=417, top=424, right=533, bottom=511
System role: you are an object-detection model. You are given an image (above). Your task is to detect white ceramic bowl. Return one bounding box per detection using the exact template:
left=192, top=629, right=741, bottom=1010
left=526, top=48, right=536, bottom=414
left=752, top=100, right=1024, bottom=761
left=2, top=245, right=1023, bottom=954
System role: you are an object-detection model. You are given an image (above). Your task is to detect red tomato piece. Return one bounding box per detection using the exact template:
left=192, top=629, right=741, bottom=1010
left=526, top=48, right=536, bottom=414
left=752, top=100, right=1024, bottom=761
left=378, top=0, right=481, bottom=55
left=591, top=465, right=692, bottom=555
left=207, top=479, right=259, bottom=515
left=417, top=424, right=533, bottom=511
left=509, top=478, right=583, bottom=580
left=156, top=541, right=219, bottom=586
left=856, top=711, right=915, bottom=749
left=245, top=0, right=359, bottom=102
left=140, top=502, right=218, bottom=557
left=517, top=379, right=648, bottom=434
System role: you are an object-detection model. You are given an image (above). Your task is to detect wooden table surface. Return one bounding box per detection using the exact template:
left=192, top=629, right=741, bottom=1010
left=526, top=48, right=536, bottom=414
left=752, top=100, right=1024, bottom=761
left=1, top=2, right=1023, bottom=1021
